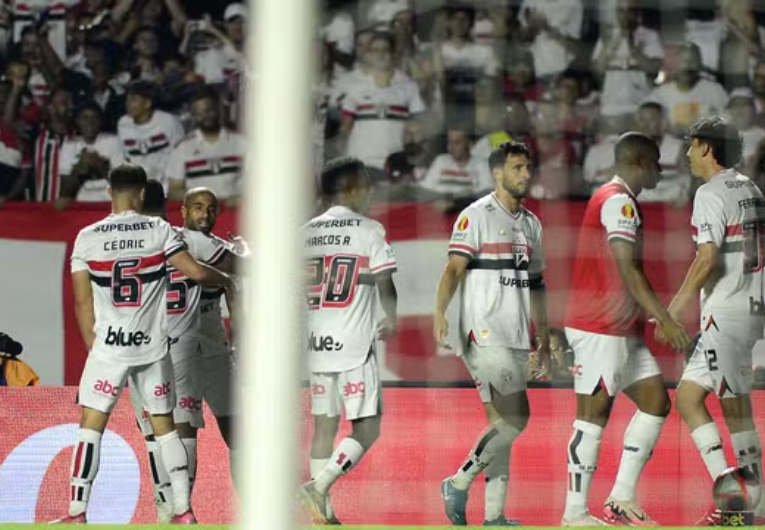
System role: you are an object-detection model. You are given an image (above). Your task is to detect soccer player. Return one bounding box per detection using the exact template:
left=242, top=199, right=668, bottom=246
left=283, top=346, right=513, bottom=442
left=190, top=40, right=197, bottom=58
left=562, top=132, right=692, bottom=526
left=132, top=181, right=232, bottom=522
left=664, top=117, right=765, bottom=525
left=54, top=163, right=233, bottom=524
left=298, top=157, right=398, bottom=525
left=433, top=140, right=548, bottom=526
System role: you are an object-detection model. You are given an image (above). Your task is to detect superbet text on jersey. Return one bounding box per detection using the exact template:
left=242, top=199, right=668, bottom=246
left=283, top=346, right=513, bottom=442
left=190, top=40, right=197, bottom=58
left=302, top=206, right=397, bottom=372
left=448, top=193, right=546, bottom=352
left=70, top=211, right=187, bottom=365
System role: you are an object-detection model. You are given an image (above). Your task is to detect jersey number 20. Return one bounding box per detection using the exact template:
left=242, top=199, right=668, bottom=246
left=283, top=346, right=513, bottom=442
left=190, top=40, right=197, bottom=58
left=306, top=255, right=360, bottom=310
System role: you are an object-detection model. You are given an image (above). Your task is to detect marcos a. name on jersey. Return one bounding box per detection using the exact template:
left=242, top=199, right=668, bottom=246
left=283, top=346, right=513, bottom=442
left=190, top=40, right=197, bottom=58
left=302, top=206, right=396, bottom=373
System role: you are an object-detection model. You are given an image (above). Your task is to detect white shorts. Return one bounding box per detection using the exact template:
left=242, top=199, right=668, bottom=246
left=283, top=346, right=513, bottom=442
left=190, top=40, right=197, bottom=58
left=133, top=335, right=205, bottom=436
left=198, top=337, right=236, bottom=418
left=565, top=328, right=662, bottom=396
left=462, top=344, right=528, bottom=403
left=310, top=351, right=381, bottom=420
left=682, top=326, right=755, bottom=398
left=79, top=353, right=175, bottom=416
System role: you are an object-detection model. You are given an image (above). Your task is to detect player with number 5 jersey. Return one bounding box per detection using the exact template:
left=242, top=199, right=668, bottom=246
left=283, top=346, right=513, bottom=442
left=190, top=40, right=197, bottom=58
left=54, top=164, right=234, bottom=525
left=299, top=158, right=398, bottom=525
left=665, top=117, right=765, bottom=525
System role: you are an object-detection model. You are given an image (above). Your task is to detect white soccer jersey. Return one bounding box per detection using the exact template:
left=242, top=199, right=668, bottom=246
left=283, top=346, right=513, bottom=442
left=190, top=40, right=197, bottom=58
left=59, top=133, right=125, bottom=202
left=303, top=205, right=397, bottom=372
left=117, top=110, right=185, bottom=189
left=448, top=193, right=545, bottom=352
left=194, top=231, right=237, bottom=342
left=13, top=2, right=68, bottom=60
left=70, top=211, right=187, bottom=366
left=165, top=129, right=244, bottom=199
left=692, top=169, right=765, bottom=338
left=166, top=227, right=230, bottom=339
left=342, top=71, right=425, bottom=169
left=419, top=153, right=494, bottom=196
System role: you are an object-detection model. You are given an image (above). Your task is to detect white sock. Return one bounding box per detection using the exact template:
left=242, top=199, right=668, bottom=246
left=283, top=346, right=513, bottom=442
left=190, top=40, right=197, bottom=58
left=564, top=420, right=603, bottom=521
left=484, top=448, right=511, bottom=521
left=156, top=431, right=191, bottom=515
left=181, top=438, right=198, bottom=495
left=452, top=422, right=521, bottom=491
left=69, top=429, right=102, bottom=517
left=311, top=458, right=336, bottom=519
left=146, top=439, right=174, bottom=523
left=610, top=411, right=665, bottom=502
left=731, top=430, right=763, bottom=514
left=691, top=422, right=728, bottom=480
left=313, top=438, right=364, bottom=496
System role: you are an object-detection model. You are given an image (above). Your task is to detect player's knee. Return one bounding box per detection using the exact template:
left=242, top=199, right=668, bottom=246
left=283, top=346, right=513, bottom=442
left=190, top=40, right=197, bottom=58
left=640, top=389, right=671, bottom=418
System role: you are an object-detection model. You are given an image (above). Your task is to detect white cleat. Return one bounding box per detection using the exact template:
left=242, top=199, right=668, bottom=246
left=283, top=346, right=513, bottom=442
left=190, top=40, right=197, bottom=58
left=562, top=513, right=612, bottom=526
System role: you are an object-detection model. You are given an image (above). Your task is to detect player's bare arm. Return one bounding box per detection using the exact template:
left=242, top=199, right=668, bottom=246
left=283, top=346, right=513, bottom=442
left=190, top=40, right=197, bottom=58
left=433, top=253, right=469, bottom=348
left=666, top=243, right=720, bottom=322
left=72, top=270, right=96, bottom=351
left=610, top=239, right=691, bottom=352
left=376, top=273, right=398, bottom=341
left=168, top=249, right=234, bottom=291
left=529, top=276, right=550, bottom=379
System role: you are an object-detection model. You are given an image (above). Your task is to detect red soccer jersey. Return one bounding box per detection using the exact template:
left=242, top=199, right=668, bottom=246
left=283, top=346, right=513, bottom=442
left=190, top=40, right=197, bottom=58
left=565, top=177, right=645, bottom=336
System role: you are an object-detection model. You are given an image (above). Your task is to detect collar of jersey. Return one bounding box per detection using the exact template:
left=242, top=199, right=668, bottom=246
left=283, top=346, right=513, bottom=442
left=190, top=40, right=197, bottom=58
left=710, top=168, right=736, bottom=180
left=610, top=175, right=637, bottom=197
left=490, top=192, right=522, bottom=219
left=109, top=210, right=138, bottom=217
left=326, top=205, right=354, bottom=215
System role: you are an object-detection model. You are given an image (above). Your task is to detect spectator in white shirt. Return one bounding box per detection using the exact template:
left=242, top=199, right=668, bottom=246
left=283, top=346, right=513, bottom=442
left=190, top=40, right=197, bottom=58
left=726, top=89, right=765, bottom=178
left=644, top=43, right=729, bottom=135
left=186, top=3, right=246, bottom=85
left=340, top=32, right=425, bottom=175
left=365, top=0, right=410, bottom=28
left=419, top=127, right=493, bottom=201
left=518, top=0, right=583, bottom=81
left=58, top=102, right=124, bottom=206
left=321, top=8, right=355, bottom=74
left=592, top=0, right=663, bottom=123
left=166, top=87, right=244, bottom=204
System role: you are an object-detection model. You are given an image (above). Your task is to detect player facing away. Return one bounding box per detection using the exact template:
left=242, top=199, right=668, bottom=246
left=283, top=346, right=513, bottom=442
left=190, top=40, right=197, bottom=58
left=53, top=164, right=234, bottom=524
left=663, top=117, right=765, bottom=525
left=434, top=141, right=548, bottom=527
left=299, top=157, right=398, bottom=525
left=562, top=133, right=692, bottom=526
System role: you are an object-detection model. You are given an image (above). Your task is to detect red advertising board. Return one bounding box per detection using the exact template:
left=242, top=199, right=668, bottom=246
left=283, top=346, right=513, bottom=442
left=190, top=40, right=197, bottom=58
left=0, top=386, right=748, bottom=525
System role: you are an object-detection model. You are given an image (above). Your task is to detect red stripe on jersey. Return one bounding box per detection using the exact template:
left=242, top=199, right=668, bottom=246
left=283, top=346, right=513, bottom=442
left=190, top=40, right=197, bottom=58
left=389, top=105, right=407, bottom=112
left=370, top=261, right=395, bottom=272
left=150, top=134, right=166, bottom=142
left=478, top=243, right=532, bottom=255
left=124, top=139, right=136, bottom=146
left=356, top=104, right=375, bottom=111
left=222, top=155, right=242, bottom=163
left=341, top=109, right=355, bottom=118
left=448, top=243, right=476, bottom=254
left=441, top=169, right=470, bottom=177
left=88, top=251, right=165, bottom=272
left=185, top=160, right=207, bottom=168
left=726, top=224, right=743, bottom=236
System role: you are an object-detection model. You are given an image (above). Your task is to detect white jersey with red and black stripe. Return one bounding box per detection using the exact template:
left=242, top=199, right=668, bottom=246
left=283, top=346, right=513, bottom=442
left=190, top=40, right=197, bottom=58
left=302, top=205, right=397, bottom=372
left=692, top=169, right=765, bottom=338
left=165, top=129, right=244, bottom=199
left=117, top=110, right=185, bottom=189
left=32, top=128, right=70, bottom=201
left=70, top=211, right=187, bottom=366
left=13, top=2, right=67, bottom=60
left=448, top=193, right=546, bottom=353
left=168, top=228, right=232, bottom=340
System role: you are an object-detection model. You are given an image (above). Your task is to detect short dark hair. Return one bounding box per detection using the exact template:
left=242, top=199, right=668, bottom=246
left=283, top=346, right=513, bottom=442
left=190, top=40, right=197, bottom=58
left=687, top=117, right=744, bottom=168
left=109, top=163, right=148, bottom=191
left=320, top=157, right=368, bottom=197
left=190, top=86, right=221, bottom=107
left=488, top=141, right=531, bottom=173
left=614, top=132, right=659, bottom=165
left=126, top=80, right=156, bottom=103
left=369, top=31, right=394, bottom=50
left=142, top=179, right=166, bottom=215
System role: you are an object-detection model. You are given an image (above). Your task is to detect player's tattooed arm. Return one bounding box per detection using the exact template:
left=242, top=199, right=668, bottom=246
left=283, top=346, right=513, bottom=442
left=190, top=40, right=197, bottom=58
left=433, top=254, right=469, bottom=348
left=529, top=284, right=550, bottom=379
left=72, top=270, right=96, bottom=351
left=667, top=242, right=719, bottom=321
left=168, top=249, right=235, bottom=291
